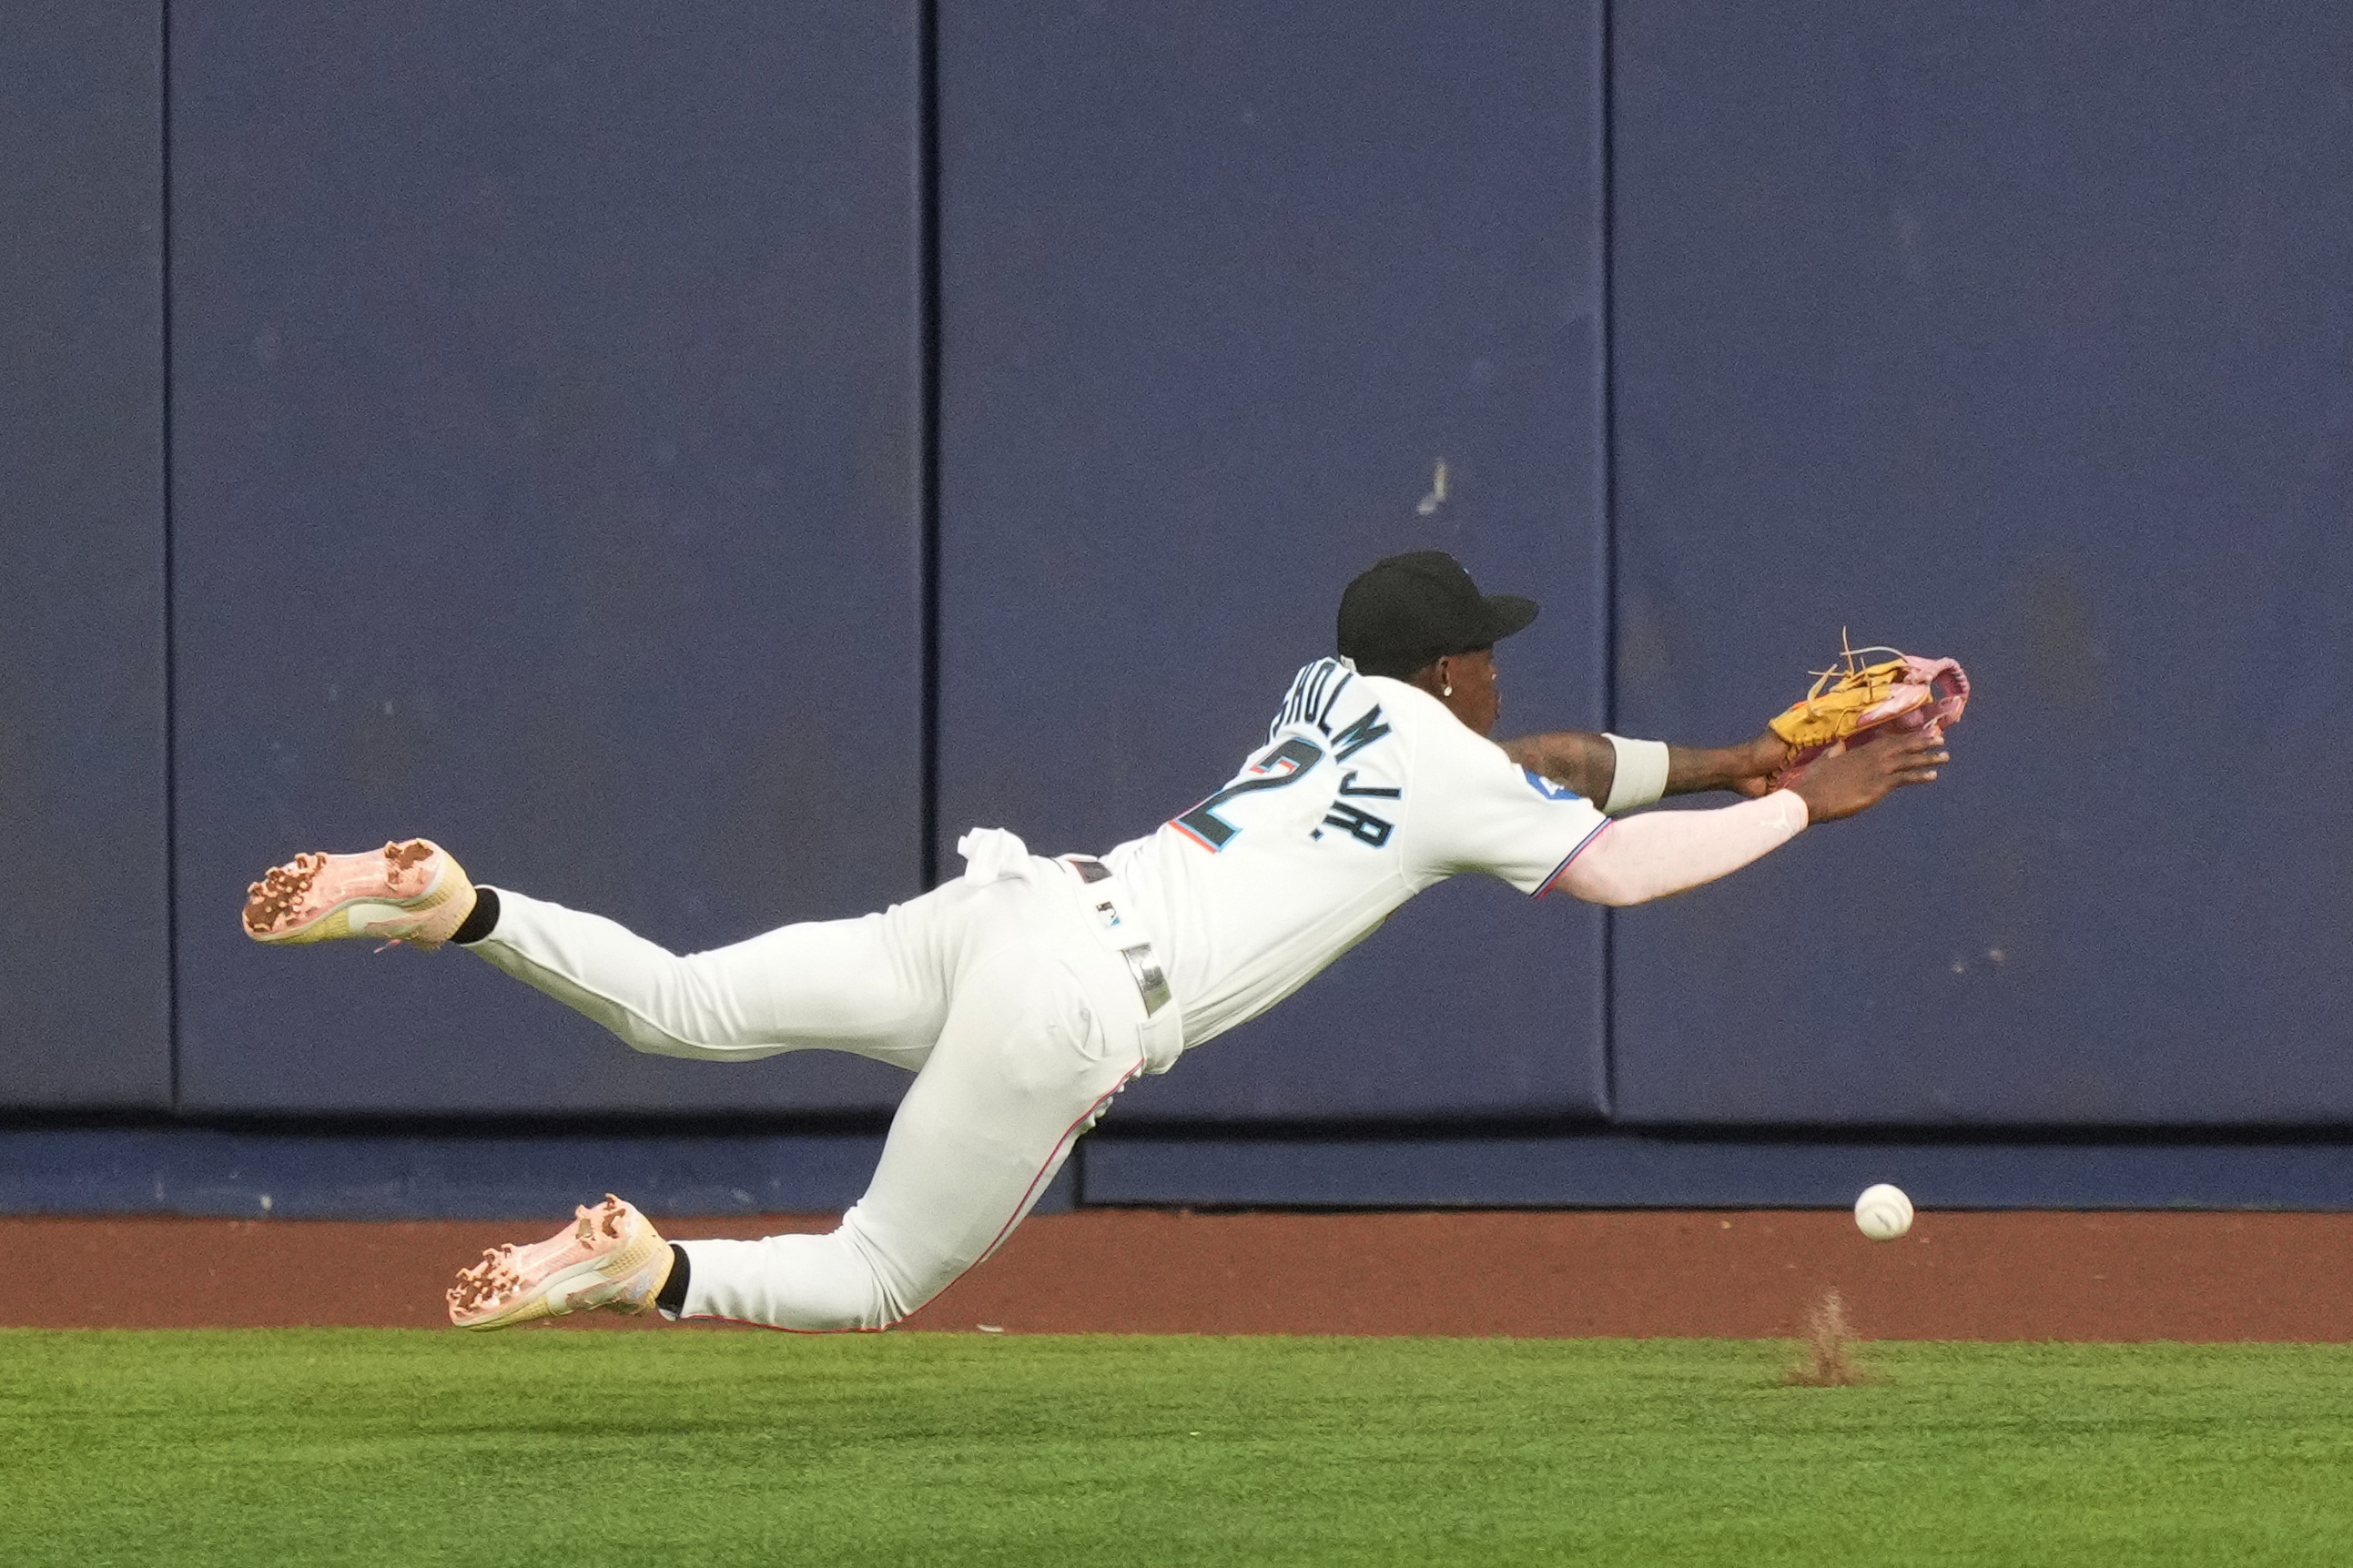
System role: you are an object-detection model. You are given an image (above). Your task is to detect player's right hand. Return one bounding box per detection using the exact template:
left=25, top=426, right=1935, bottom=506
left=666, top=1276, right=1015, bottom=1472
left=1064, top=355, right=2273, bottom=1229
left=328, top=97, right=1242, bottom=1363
left=1786, top=729, right=1947, bottom=824
left=1724, top=729, right=1794, bottom=798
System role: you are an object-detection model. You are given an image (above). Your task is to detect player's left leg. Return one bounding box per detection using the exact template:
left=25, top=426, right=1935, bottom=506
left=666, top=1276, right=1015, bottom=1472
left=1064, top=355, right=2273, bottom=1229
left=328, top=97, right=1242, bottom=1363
left=446, top=868, right=1158, bottom=1331
left=670, top=936, right=1143, bottom=1330
left=447, top=1192, right=674, bottom=1330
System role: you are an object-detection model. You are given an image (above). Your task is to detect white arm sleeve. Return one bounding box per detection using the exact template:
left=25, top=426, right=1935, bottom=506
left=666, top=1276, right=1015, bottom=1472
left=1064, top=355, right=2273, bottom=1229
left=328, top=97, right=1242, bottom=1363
left=1549, top=791, right=1809, bottom=907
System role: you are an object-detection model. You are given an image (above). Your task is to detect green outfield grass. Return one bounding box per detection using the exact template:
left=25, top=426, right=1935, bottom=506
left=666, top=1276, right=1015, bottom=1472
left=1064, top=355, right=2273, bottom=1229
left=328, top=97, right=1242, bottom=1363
left=4, top=1330, right=2349, bottom=1567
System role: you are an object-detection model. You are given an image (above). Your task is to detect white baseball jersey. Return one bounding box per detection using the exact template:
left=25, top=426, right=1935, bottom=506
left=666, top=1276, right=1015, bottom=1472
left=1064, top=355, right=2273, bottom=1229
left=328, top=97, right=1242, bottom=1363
left=1100, top=656, right=1609, bottom=1048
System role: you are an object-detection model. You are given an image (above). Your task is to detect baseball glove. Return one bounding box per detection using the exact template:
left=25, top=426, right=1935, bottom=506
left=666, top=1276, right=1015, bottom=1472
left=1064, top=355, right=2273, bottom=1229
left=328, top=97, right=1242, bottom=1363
left=1768, top=634, right=1969, bottom=785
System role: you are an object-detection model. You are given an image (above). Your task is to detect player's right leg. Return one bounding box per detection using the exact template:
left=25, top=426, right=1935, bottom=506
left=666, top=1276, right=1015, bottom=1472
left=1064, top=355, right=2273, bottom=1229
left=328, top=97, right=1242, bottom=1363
left=459, top=888, right=952, bottom=1067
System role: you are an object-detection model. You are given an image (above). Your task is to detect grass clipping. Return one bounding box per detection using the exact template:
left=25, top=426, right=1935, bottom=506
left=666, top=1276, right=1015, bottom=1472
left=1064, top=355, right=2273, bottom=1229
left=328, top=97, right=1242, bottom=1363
left=1785, top=1288, right=1881, bottom=1387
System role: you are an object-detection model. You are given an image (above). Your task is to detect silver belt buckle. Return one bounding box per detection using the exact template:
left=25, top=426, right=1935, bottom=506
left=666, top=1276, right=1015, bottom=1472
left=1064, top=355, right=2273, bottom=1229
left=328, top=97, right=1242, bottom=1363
left=1121, top=943, right=1171, bottom=1017
left=1068, top=857, right=1170, bottom=1017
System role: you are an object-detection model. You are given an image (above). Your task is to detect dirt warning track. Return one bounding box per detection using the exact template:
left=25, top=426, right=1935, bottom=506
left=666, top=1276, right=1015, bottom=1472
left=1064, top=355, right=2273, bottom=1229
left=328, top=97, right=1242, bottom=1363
left=4, top=1209, right=2346, bottom=1340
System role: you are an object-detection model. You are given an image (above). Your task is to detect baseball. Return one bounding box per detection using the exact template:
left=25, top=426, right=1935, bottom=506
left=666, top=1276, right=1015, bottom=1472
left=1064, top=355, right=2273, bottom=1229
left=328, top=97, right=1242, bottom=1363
left=1853, top=1183, right=1913, bottom=1240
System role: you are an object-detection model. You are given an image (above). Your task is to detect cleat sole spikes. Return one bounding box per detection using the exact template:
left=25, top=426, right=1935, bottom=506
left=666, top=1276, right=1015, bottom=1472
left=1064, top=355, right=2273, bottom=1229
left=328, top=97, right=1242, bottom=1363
left=241, top=839, right=474, bottom=948
left=447, top=1196, right=673, bottom=1331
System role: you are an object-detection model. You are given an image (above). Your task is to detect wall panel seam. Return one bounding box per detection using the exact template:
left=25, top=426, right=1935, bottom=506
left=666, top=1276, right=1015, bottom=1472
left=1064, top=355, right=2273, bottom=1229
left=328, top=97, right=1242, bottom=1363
left=160, top=0, right=180, bottom=1111
left=1598, top=0, right=1619, bottom=1119
left=917, top=0, right=944, bottom=891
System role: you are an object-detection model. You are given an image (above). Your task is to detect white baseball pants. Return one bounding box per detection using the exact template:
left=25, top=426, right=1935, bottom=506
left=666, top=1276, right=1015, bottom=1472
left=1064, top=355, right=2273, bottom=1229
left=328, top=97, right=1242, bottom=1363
left=464, top=849, right=1171, bottom=1330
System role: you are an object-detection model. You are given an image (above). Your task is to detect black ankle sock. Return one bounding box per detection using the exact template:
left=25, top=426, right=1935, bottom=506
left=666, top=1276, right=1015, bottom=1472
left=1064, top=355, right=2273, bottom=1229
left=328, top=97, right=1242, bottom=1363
left=654, top=1244, right=690, bottom=1315
left=450, top=885, right=501, bottom=945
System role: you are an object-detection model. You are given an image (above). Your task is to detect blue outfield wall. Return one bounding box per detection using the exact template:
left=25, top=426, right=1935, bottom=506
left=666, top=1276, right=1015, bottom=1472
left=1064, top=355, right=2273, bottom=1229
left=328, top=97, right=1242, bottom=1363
left=0, top=1125, right=1074, bottom=1222
left=167, top=4, right=925, bottom=1116
left=1607, top=1, right=2353, bottom=1128
left=0, top=3, right=171, bottom=1107
left=1081, top=1135, right=2353, bottom=1213
left=0, top=1127, right=2341, bottom=1219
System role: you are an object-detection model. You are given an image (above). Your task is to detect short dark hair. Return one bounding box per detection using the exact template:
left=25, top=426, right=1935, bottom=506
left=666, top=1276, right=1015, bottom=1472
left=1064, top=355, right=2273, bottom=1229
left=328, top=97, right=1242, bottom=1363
left=1352, top=641, right=1489, bottom=682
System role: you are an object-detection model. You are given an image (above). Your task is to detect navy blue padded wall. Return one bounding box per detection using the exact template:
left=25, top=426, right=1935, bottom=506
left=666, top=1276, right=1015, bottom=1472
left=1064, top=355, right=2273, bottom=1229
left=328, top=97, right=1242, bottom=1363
left=938, top=3, right=1608, bottom=1119
left=172, top=5, right=923, bottom=1112
left=1611, top=5, right=2353, bottom=1124
left=0, top=5, right=170, bottom=1106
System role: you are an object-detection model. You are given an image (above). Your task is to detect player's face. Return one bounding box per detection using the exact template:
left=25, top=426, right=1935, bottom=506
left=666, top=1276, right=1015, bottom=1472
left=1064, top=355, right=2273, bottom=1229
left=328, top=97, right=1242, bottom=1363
left=1436, top=649, right=1501, bottom=736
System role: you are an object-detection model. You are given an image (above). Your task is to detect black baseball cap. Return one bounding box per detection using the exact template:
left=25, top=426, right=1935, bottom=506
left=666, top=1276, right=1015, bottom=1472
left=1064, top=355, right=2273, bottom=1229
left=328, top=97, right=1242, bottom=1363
left=1335, top=551, right=1538, bottom=679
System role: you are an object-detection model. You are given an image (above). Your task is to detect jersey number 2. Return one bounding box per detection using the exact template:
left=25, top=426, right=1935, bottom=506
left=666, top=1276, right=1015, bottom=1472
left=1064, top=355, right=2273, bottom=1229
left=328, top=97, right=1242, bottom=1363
left=1171, top=736, right=1323, bottom=850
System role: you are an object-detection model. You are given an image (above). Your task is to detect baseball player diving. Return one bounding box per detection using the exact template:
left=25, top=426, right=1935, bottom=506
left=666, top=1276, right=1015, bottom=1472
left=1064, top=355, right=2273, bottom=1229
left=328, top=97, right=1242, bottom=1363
left=242, top=551, right=1951, bottom=1331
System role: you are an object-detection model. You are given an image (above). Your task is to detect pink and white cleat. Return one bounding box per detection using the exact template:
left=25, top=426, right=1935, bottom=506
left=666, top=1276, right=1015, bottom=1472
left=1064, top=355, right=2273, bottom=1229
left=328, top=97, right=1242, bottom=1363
left=242, top=839, right=475, bottom=948
left=447, top=1195, right=674, bottom=1331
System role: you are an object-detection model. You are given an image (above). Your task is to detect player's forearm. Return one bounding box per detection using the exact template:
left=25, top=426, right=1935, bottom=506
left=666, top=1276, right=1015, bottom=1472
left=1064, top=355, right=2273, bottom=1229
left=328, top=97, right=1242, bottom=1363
left=1660, top=737, right=1785, bottom=795
left=1501, top=730, right=1782, bottom=814
left=1547, top=792, right=1809, bottom=907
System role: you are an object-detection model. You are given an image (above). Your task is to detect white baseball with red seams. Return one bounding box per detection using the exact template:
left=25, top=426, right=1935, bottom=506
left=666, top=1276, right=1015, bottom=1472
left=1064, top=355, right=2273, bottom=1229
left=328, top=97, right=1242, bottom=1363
left=456, top=658, right=1812, bottom=1330
left=1854, top=1183, right=1915, bottom=1240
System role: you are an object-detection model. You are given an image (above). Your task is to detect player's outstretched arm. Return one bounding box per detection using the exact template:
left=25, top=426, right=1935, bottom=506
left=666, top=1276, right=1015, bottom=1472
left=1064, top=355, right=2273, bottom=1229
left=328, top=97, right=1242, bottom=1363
left=1549, top=731, right=1947, bottom=907
left=1500, top=729, right=1789, bottom=809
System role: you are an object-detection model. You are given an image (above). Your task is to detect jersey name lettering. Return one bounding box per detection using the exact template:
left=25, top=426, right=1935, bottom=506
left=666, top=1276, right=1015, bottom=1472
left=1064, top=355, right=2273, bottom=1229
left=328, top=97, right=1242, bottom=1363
left=1271, top=659, right=1394, bottom=763
left=1321, top=801, right=1395, bottom=847
left=1273, top=659, right=1355, bottom=739
left=1329, top=703, right=1392, bottom=762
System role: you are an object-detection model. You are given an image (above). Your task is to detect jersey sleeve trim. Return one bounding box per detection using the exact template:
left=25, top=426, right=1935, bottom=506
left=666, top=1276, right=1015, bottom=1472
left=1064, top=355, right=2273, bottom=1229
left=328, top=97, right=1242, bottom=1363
left=1533, top=817, right=1613, bottom=899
